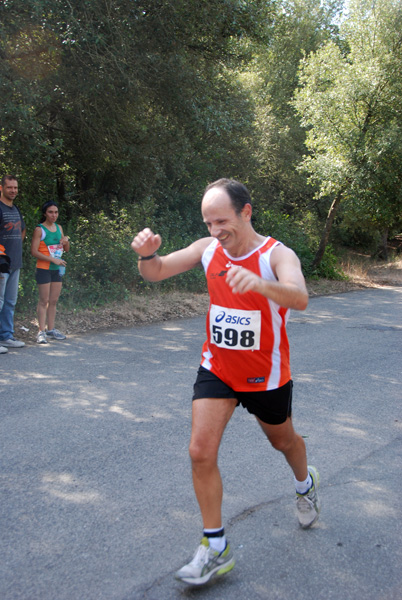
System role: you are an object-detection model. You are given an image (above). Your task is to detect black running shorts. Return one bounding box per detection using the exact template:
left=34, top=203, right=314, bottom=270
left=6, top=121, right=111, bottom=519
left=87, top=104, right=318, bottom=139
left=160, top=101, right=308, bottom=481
left=35, top=268, right=63, bottom=284
left=192, top=366, right=293, bottom=425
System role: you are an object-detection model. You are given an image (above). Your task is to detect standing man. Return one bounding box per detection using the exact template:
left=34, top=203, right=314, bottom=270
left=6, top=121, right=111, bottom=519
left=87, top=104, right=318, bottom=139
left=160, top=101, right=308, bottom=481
left=0, top=175, right=26, bottom=353
left=131, top=179, right=320, bottom=586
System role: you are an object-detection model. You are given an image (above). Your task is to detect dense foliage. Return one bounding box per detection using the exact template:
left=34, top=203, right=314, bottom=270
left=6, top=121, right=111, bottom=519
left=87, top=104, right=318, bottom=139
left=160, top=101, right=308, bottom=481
left=0, top=0, right=400, bottom=310
left=294, top=0, right=402, bottom=262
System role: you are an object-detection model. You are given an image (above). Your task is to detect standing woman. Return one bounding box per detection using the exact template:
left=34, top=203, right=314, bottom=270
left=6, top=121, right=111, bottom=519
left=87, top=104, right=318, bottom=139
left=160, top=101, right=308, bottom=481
left=31, top=201, right=70, bottom=344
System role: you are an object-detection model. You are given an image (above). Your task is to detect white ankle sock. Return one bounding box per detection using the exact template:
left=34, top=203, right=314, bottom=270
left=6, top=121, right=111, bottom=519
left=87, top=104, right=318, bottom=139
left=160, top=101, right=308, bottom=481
left=204, top=528, right=226, bottom=552
left=295, top=473, right=312, bottom=495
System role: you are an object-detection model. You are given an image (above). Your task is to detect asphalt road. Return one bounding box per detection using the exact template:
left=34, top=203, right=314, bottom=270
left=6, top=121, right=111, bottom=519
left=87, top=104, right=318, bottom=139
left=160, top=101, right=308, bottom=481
left=1, top=286, right=401, bottom=600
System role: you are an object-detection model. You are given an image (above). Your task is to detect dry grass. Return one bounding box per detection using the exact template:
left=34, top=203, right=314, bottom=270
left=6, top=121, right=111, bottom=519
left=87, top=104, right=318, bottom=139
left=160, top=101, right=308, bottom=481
left=14, top=253, right=402, bottom=345
left=15, top=292, right=212, bottom=345
left=344, top=252, right=402, bottom=288
left=308, top=252, right=402, bottom=297
left=365, top=258, right=402, bottom=286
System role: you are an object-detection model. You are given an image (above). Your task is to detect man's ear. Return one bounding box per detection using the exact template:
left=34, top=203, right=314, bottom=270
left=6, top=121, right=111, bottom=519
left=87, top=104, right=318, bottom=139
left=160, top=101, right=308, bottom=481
left=241, top=203, right=252, bottom=221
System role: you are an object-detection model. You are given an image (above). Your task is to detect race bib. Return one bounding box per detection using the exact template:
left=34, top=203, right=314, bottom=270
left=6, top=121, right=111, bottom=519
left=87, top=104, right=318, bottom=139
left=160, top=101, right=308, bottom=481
left=209, top=304, right=261, bottom=350
left=48, top=244, right=63, bottom=259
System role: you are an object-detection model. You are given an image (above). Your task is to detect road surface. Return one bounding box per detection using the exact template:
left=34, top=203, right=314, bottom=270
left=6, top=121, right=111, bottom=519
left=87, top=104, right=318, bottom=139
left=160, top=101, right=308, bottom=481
left=1, top=286, right=401, bottom=599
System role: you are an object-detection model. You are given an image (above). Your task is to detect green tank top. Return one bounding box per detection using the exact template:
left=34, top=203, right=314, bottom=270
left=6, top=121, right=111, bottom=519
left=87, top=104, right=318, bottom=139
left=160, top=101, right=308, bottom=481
left=40, top=223, right=62, bottom=270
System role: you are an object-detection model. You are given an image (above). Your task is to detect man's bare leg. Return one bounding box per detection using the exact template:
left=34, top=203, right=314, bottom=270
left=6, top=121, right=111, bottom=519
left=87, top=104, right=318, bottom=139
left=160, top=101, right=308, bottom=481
left=257, top=416, right=308, bottom=481
left=189, top=397, right=237, bottom=528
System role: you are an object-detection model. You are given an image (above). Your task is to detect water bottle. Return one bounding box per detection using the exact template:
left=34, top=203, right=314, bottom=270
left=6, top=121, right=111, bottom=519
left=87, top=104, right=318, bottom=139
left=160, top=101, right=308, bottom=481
left=59, top=265, right=66, bottom=276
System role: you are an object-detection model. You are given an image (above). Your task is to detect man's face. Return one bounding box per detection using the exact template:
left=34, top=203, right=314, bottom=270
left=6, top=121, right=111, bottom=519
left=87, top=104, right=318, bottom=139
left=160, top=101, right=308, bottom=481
left=1, top=179, right=18, bottom=203
left=201, top=187, right=250, bottom=255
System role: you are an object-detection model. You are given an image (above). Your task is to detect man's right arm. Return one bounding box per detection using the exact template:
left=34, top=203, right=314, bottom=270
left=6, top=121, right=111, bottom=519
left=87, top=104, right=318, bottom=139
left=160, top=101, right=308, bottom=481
left=131, top=228, right=213, bottom=282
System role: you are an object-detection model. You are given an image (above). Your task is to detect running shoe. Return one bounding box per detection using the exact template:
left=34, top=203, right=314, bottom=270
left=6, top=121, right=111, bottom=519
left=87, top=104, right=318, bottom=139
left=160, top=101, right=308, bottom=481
left=36, top=331, right=48, bottom=344
left=46, top=329, right=66, bottom=340
left=1, top=337, right=25, bottom=348
left=296, top=465, right=321, bottom=528
left=175, top=537, right=235, bottom=585
left=0, top=345, right=8, bottom=353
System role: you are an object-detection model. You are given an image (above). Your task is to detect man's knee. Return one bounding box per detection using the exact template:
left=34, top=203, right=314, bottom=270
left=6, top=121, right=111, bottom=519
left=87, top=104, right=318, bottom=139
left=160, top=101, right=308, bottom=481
left=267, top=430, right=298, bottom=454
left=189, top=437, right=218, bottom=466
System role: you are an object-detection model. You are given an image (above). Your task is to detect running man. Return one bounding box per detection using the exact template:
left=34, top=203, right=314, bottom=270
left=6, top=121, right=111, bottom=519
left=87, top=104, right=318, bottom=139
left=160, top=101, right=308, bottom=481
left=131, top=179, right=320, bottom=585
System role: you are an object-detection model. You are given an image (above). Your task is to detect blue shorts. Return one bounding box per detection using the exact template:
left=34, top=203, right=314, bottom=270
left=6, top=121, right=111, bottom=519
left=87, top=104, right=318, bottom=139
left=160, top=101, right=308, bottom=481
left=192, top=366, right=293, bottom=425
left=35, top=268, right=63, bottom=284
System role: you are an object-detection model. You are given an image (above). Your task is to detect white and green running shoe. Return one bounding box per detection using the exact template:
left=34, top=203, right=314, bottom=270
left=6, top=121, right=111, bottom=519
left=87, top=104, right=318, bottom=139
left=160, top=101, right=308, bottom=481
left=175, top=536, right=235, bottom=585
left=296, top=465, right=321, bottom=528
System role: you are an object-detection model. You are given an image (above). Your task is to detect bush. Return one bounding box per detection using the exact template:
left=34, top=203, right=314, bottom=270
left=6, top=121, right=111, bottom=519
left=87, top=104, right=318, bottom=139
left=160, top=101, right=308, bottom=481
left=61, top=201, right=162, bottom=308
left=16, top=200, right=344, bottom=318
left=254, top=208, right=345, bottom=279
left=17, top=197, right=207, bottom=314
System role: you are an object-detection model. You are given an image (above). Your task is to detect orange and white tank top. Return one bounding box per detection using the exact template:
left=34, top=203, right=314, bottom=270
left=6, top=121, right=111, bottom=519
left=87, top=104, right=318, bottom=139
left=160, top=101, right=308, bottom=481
left=200, top=237, right=291, bottom=392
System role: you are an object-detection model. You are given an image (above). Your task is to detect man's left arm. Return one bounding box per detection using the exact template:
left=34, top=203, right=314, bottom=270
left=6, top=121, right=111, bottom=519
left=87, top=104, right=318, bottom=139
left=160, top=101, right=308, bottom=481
left=226, top=245, right=308, bottom=311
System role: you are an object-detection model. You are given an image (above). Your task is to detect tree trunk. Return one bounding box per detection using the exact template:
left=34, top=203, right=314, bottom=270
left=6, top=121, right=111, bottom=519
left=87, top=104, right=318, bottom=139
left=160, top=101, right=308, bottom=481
left=376, top=228, right=389, bottom=260
left=312, top=191, right=343, bottom=270
left=56, top=171, right=66, bottom=204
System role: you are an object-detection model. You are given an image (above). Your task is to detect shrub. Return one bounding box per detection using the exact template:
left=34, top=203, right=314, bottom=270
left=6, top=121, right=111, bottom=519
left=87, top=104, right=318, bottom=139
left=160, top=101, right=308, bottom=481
left=16, top=200, right=344, bottom=318
left=254, top=208, right=345, bottom=279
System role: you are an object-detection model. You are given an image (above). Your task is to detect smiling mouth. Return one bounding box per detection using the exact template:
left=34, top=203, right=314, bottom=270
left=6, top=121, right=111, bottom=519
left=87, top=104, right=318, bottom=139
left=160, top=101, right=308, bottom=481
left=218, top=234, right=229, bottom=242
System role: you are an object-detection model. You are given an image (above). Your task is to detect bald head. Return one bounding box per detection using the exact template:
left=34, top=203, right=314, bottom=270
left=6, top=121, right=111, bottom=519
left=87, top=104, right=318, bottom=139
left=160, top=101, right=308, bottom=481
left=203, top=179, right=252, bottom=215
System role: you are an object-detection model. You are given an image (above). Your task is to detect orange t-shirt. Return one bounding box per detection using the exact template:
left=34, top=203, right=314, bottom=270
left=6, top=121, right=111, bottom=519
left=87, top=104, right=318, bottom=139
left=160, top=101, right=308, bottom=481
left=200, top=237, right=291, bottom=392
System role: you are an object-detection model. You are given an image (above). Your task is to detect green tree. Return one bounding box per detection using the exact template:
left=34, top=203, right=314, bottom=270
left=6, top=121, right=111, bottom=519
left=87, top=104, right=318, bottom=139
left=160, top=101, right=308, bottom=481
left=0, top=0, right=269, bottom=215
left=246, top=0, right=342, bottom=212
left=293, top=0, right=402, bottom=266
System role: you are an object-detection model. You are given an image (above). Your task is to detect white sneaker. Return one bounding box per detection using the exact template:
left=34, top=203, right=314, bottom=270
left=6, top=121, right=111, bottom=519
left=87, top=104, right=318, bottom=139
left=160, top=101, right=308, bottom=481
left=36, top=331, right=48, bottom=344
left=2, top=337, right=25, bottom=348
left=0, top=345, right=8, bottom=354
left=175, top=537, right=235, bottom=585
left=296, top=466, right=321, bottom=528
